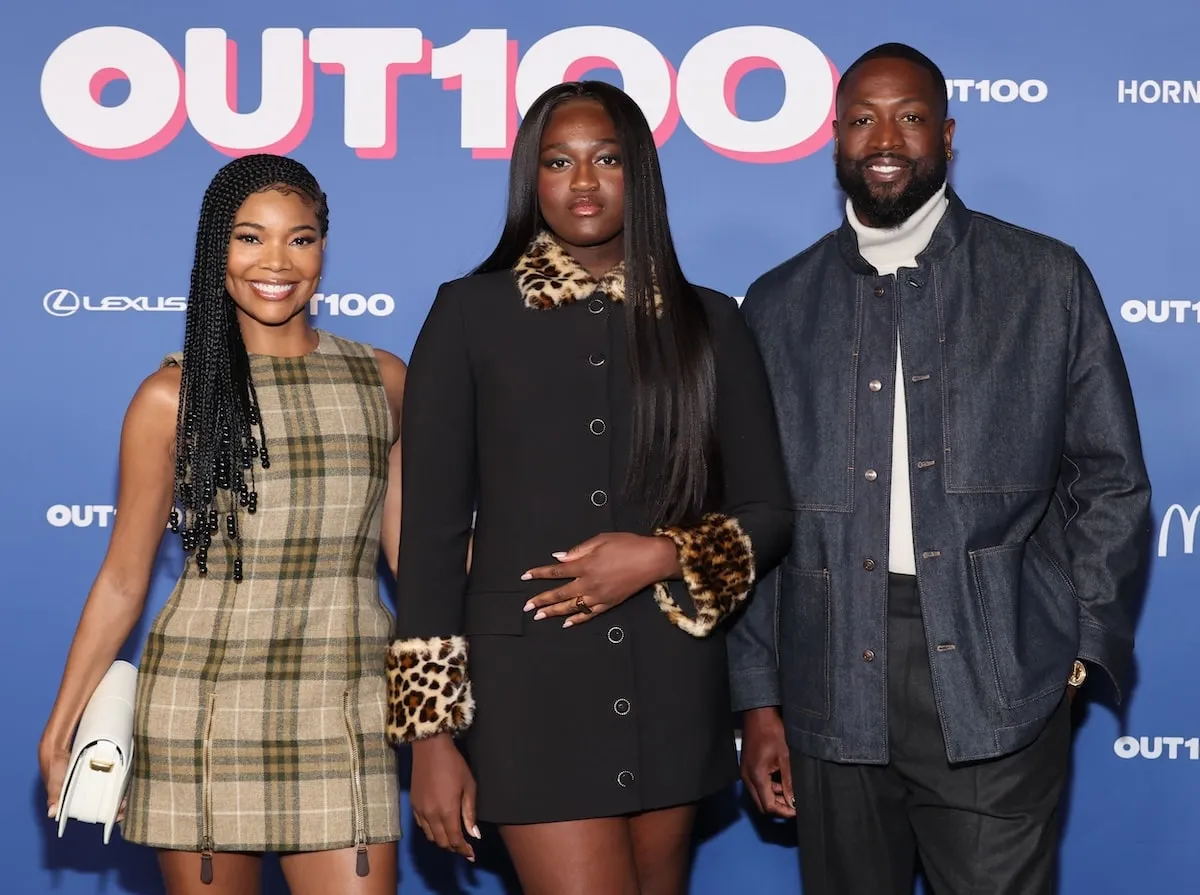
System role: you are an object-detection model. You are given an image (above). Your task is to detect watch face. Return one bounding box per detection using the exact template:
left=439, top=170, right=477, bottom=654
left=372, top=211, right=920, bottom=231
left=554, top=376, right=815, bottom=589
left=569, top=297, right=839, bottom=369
left=1070, top=661, right=1086, bottom=686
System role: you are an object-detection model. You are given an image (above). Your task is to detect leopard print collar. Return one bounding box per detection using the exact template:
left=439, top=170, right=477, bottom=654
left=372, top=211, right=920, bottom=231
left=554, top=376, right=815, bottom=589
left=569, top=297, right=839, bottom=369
left=513, top=231, right=661, bottom=314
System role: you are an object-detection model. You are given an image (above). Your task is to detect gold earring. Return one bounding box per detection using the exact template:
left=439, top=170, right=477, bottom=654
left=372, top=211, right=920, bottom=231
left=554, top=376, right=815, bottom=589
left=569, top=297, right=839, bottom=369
left=946, top=148, right=954, bottom=160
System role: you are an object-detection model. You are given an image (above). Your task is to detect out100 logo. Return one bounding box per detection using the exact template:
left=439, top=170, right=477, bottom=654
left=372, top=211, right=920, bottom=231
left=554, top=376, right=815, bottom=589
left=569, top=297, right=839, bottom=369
left=40, top=25, right=839, bottom=163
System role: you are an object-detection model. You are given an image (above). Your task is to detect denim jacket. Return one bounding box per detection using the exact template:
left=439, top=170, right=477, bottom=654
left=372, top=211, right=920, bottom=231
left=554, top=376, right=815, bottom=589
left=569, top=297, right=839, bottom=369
left=728, top=188, right=1152, bottom=764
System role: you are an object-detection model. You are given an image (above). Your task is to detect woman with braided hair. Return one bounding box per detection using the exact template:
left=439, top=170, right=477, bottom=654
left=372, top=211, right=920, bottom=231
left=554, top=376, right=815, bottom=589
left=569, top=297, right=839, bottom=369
left=38, top=153, right=406, bottom=894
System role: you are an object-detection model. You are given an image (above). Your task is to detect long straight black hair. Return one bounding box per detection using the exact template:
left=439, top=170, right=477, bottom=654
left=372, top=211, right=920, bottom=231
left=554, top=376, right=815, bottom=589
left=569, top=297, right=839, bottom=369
left=474, top=81, right=719, bottom=529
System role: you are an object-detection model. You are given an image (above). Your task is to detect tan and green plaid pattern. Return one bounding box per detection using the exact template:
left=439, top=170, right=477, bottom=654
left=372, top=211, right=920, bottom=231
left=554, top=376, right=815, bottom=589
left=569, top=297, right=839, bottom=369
left=122, top=331, right=401, bottom=852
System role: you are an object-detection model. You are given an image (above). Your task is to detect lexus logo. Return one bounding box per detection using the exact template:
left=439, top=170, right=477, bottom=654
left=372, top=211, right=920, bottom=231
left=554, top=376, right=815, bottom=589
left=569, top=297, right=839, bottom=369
left=43, top=288, right=81, bottom=317
left=41, top=289, right=187, bottom=316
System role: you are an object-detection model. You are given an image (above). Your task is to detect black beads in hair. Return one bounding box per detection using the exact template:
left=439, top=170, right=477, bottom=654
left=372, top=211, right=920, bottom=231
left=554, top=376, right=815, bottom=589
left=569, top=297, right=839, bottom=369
left=171, top=153, right=329, bottom=582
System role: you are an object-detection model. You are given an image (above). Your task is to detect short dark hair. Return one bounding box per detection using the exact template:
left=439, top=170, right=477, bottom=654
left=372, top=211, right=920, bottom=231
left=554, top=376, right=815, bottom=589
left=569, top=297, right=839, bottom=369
left=836, top=42, right=949, bottom=119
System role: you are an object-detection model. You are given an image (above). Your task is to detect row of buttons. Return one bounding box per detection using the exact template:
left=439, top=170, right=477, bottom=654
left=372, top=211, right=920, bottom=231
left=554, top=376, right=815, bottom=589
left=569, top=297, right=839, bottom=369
left=861, top=322, right=882, bottom=663
left=860, top=318, right=936, bottom=486
left=588, top=294, right=636, bottom=792
left=588, top=296, right=609, bottom=510
left=861, top=278, right=932, bottom=669
left=608, top=624, right=634, bottom=786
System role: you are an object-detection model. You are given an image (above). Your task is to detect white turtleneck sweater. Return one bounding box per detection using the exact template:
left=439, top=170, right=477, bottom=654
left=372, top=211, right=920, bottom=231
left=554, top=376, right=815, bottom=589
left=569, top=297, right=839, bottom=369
left=845, top=183, right=948, bottom=575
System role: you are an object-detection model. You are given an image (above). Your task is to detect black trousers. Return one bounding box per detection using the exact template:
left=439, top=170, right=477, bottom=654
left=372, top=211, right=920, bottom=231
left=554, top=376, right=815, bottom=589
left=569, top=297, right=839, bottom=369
left=792, top=574, right=1071, bottom=895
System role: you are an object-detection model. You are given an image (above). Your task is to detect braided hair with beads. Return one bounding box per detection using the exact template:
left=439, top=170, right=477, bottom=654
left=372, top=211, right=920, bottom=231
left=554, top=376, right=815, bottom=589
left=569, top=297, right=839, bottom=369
left=170, top=154, right=329, bottom=582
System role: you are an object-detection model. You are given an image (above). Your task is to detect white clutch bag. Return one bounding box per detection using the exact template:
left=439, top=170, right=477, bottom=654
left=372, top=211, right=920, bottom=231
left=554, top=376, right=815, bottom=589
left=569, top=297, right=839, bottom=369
left=55, top=660, right=138, bottom=844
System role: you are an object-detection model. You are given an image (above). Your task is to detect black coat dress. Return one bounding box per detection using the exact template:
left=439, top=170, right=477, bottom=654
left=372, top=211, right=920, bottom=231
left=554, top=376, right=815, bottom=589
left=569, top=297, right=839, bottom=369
left=387, top=233, right=793, bottom=824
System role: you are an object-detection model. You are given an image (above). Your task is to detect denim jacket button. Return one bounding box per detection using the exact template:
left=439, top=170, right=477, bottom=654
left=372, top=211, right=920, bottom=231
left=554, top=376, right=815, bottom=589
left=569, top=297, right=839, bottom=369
left=863, top=649, right=875, bottom=662
left=869, top=379, right=882, bottom=392
left=873, top=286, right=886, bottom=298
left=863, top=558, right=876, bottom=571
left=864, top=469, right=878, bottom=482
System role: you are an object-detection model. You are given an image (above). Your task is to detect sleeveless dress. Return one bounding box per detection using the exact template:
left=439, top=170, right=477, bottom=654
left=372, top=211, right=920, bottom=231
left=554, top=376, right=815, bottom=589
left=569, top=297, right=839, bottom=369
left=121, top=330, right=401, bottom=855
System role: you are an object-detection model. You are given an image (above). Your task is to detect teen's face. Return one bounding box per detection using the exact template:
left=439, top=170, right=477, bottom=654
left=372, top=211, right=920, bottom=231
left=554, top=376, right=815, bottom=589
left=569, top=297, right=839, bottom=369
left=224, top=188, right=324, bottom=327
left=537, top=99, right=625, bottom=252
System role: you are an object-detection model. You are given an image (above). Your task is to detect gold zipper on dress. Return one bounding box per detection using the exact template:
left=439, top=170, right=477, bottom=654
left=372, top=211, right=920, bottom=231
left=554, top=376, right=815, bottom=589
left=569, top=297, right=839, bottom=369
left=342, top=688, right=369, bottom=877
left=200, top=691, right=217, bottom=884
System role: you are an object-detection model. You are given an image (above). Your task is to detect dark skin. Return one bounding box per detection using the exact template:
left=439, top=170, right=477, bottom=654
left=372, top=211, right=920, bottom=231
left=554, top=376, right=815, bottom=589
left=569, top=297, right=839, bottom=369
left=40, top=189, right=406, bottom=893
left=534, top=97, right=626, bottom=275
left=409, top=99, right=697, bottom=895
left=523, top=98, right=680, bottom=626
left=740, top=56, right=1076, bottom=822
left=833, top=57, right=954, bottom=228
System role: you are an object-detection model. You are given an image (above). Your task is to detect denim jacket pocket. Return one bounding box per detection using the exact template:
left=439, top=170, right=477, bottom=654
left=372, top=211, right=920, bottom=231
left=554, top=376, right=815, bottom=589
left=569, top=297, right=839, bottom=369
left=968, top=542, right=1078, bottom=709
left=778, top=565, right=831, bottom=720
left=943, top=337, right=1064, bottom=494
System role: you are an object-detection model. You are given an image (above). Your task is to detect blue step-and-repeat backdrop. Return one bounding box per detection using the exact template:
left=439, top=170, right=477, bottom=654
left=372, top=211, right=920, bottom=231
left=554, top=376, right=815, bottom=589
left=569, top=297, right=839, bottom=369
left=3, top=1, right=1196, bottom=891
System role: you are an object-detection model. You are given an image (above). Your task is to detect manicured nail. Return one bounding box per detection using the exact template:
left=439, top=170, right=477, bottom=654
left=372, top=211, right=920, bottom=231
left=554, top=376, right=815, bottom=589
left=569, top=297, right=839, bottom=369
left=471, top=825, right=481, bottom=839
left=523, top=601, right=534, bottom=612
left=534, top=611, right=546, bottom=620
left=562, top=620, right=573, bottom=628
left=552, top=552, right=567, bottom=560
left=520, top=572, right=531, bottom=580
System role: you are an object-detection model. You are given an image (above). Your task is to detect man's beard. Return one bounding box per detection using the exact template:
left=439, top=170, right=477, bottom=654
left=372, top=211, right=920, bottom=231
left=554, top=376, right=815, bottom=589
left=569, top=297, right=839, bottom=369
left=836, top=151, right=946, bottom=229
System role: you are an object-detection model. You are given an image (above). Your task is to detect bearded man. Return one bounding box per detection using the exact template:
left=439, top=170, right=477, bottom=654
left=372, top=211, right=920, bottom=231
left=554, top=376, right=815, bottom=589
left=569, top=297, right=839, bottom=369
left=729, top=41, right=1151, bottom=895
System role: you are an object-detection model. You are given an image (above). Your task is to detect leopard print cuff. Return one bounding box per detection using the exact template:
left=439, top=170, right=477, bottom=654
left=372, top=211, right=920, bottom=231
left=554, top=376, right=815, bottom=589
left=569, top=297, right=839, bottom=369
left=385, top=636, right=475, bottom=744
left=652, top=513, right=756, bottom=638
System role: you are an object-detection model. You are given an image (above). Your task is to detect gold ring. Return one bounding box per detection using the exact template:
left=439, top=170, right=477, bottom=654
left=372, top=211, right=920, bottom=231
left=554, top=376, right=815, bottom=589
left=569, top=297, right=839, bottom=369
left=575, top=595, right=592, bottom=615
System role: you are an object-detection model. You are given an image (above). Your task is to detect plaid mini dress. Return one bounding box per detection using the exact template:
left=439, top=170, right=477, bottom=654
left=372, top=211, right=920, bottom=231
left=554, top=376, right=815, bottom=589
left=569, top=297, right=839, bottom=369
left=121, top=330, right=401, bottom=856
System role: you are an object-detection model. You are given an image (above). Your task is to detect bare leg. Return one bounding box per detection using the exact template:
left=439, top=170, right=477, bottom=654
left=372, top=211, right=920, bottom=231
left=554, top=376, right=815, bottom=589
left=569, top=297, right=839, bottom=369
left=279, top=843, right=398, bottom=895
left=629, top=804, right=698, bottom=895
left=157, top=850, right=262, bottom=895
left=500, top=818, right=640, bottom=895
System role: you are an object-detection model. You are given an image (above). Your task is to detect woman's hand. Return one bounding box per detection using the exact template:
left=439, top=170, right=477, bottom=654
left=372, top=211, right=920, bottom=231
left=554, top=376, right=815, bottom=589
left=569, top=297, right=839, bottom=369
left=410, top=735, right=480, bottom=862
left=521, top=533, right=681, bottom=626
left=39, top=367, right=178, bottom=826
left=38, top=739, right=69, bottom=820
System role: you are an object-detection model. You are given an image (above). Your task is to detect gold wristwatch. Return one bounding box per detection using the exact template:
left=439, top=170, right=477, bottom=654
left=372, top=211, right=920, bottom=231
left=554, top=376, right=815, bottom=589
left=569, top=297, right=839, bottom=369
left=1068, top=659, right=1087, bottom=688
